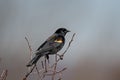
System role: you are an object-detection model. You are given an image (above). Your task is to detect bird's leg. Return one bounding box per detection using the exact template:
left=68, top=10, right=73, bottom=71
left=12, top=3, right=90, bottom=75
left=45, top=54, right=50, bottom=63
left=45, top=54, right=50, bottom=69
left=44, top=56, right=47, bottom=72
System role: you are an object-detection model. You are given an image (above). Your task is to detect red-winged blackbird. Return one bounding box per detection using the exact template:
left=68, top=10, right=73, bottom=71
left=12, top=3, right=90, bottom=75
left=26, top=28, right=70, bottom=67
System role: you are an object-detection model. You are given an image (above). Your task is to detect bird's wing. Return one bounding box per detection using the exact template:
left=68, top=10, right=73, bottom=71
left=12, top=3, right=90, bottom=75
left=36, top=34, right=57, bottom=51
left=36, top=34, right=64, bottom=55
left=45, top=34, right=64, bottom=49
left=37, top=41, right=47, bottom=51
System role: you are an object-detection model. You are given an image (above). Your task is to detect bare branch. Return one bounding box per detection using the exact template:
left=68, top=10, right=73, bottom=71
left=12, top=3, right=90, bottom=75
left=56, top=68, right=67, bottom=74
left=61, top=33, right=76, bottom=57
left=23, top=65, right=36, bottom=80
left=25, top=37, right=33, bottom=60
left=0, top=70, right=8, bottom=80
left=35, top=65, right=41, bottom=79
left=51, top=54, right=58, bottom=80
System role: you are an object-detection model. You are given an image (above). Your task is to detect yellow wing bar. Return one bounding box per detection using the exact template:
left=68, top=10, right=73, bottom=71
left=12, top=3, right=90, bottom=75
left=54, top=38, right=63, bottom=43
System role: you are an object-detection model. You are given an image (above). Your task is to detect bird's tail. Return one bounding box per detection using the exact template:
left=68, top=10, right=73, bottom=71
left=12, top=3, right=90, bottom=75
left=26, top=54, right=41, bottom=67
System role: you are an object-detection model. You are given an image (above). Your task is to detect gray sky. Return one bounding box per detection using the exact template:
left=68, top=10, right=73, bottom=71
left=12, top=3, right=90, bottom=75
left=0, top=0, right=120, bottom=80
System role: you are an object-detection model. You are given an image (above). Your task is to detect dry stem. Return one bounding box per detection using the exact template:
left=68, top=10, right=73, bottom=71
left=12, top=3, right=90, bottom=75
left=0, top=70, right=8, bottom=80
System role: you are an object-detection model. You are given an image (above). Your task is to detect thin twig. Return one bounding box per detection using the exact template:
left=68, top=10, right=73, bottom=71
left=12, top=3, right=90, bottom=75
left=25, top=37, right=33, bottom=59
left=45, top=68, right=67, bottom=76
left=0, top=70, right=8, bottom=80
left=56, top=68, right=67, bottom=74
left=23, top=65, right=36, bottom=80
left=61, top=33, right=76, bottom=57
left=51, top=54, right=58, bottom=80
left=40, top=57, right=49, bottom=80
left=35, top=64, right=42, bottom=80
left=24, top=37, right=42, bottom=80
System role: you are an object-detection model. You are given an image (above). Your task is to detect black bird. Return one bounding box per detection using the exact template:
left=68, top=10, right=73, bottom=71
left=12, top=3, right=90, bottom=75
left=26, top=28, right=70, bottom=67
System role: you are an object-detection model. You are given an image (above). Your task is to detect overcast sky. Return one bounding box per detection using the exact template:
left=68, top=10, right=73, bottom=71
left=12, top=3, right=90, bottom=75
left=0, top=0, right=120, bottom=80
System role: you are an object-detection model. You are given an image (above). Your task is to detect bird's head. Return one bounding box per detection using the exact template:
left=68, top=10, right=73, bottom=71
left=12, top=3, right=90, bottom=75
left=55, top=28, right=70, bottom=36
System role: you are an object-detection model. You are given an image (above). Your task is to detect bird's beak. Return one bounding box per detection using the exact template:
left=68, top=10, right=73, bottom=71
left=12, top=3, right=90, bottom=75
left=67, top=30, right=70, bottom=32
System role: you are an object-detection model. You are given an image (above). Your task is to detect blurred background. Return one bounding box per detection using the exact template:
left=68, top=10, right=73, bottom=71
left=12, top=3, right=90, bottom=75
left=0, top=0, right=120, bottom=80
